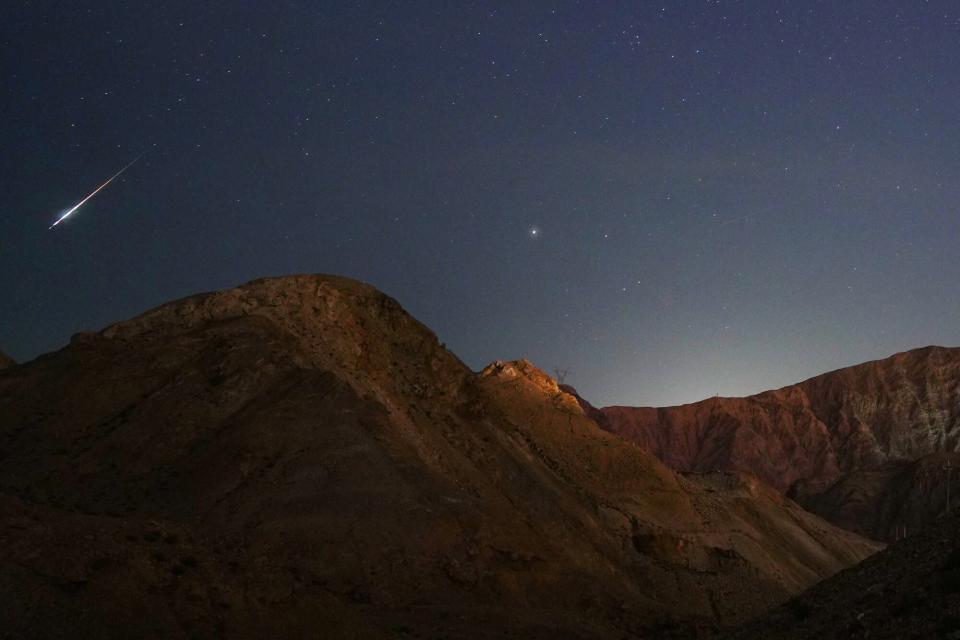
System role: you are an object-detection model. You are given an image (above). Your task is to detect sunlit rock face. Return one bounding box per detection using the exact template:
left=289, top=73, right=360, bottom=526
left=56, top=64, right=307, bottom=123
left=0, top=274, right=879, bottom=639
left=582, top=346, right=960, bottom=541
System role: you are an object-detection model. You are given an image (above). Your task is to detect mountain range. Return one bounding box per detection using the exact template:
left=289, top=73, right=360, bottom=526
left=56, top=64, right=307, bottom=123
left=2, top=274, right=957, bottom=637
left=575, top=346, right=960, bottom=541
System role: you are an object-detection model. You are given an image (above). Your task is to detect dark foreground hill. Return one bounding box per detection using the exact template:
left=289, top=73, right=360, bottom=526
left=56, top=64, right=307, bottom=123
left=0, top=275, right=878, bottom=638
left=579, top=347, right=960, bottom=541
left=723, top=509, right=960, bottom=640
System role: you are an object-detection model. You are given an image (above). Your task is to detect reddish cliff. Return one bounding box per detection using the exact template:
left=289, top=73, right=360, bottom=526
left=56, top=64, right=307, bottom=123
left=583, top=347, right=960, bottom=540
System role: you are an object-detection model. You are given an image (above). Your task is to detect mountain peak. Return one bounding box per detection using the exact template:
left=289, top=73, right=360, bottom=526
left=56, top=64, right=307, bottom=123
left=101, top=274, right=394, bottom=340
left=481, top=359, right=584, bottom=414
left=91, top=274, right=467, bottom=397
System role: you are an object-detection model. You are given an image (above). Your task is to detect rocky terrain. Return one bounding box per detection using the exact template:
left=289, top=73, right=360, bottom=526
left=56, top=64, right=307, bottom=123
left=798, top=452, right=960, bottom=541
left=0, top=350, right=14, bottom=370
left=579, top=346, right=960, bottom=540
left=0, top=275, right=879, bottom=638
left=723, top=508, right=960, bottom=640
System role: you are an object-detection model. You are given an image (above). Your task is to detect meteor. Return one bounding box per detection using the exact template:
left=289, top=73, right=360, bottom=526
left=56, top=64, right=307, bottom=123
left=49, top=153, right=145, bottom=229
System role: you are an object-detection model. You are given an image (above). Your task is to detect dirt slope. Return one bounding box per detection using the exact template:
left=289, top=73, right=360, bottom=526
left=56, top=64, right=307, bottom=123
left=0, top=275, right=879, bottom=638
left=723, top=509, right=960, bottom=640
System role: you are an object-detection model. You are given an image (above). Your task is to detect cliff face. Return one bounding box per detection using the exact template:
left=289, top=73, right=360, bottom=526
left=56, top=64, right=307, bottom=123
left=0, top=275, right=879, bottom=638
left=586, top=347, right=960, bottom=541
left=796, top=452, right=960, bottom=540
left=589, top=394, right=842, bottom=496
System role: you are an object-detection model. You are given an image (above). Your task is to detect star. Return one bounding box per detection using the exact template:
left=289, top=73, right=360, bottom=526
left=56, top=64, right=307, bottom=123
left=528, top=225, right=541, bottom=239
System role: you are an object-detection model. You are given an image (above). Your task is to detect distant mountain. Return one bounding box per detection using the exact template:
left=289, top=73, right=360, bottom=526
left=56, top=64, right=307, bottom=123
left=0, top=350, right=14, bottom=370
left=579, top=346, right=960, bottom=541
left=0, top=275, right=878, bottom=638
left=723, top=508, right=960, bottom=640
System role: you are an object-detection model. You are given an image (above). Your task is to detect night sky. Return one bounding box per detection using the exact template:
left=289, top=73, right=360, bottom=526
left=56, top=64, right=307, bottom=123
left=3, top=2, right=960, bottom=407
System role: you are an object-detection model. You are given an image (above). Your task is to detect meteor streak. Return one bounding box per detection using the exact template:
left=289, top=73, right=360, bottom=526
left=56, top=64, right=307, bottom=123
left=49, top=153, right=145, bottom=229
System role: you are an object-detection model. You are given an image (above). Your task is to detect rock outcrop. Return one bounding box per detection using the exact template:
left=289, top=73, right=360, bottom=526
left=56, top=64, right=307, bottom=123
left=0, top=274, right=880, bottom=638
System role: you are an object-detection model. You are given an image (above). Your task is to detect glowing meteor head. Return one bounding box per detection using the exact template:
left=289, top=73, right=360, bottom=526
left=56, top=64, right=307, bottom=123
left=49, top=208, right=74, bottom=229
left=47, top=152, right=145, bottom=230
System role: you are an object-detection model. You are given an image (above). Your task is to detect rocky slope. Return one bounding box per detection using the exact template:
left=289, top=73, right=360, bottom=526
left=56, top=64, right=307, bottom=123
left=579, top=347, right=960, bottom=541
left=722, top=509, right=960, bottom=640
left=0, top=350, right=14, bottom=370
left=798, top=451, right=960, bottom=541
left=0, top=275, right=879, bottom=638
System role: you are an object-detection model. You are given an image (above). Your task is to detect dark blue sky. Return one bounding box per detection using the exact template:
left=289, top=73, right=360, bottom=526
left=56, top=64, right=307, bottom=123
left=3, top=1, right=960, bottom=406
